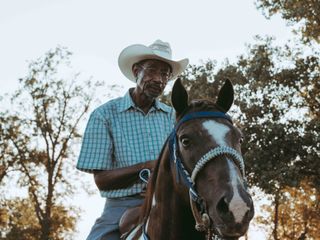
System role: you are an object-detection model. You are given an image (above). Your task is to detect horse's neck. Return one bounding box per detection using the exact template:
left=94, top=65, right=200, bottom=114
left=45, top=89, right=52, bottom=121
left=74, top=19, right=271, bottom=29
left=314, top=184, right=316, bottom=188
left=143, top=148, right=205, bottom=240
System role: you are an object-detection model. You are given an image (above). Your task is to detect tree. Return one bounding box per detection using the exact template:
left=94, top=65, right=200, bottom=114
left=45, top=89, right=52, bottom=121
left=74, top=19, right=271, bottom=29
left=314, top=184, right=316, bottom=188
left=225, top=37, right=319, bottom=238
left=258, top=180, right=320, bottom=240
left=163, top=36, right=319, bottom=239
left=0, top=197, right=79, bottom=240
left=255, top=0, right=320, bottom=43
left=0, top=46, right=102, bottom=240
left=0, top=115, right=19, bottom=184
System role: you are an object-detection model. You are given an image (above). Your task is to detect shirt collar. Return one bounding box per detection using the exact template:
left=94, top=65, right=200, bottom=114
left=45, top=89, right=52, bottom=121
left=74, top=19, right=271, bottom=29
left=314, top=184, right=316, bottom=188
left=118, top=89, right=171, bottom=113
left=118, top=90, right=135, bottom=112
left=154, top=99, right=172, bottom=113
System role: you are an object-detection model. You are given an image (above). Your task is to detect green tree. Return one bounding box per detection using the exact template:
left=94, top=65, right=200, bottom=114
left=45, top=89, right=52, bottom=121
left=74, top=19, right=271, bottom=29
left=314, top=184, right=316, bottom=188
left=164, top=36, right=319, bottom=239
left=0, top=46, right=102, bottom=240
left=255, top=0, right=320, bottom=43
left=225, top=37, right=319, bottom=239
left=0, top=115, right=19, bottom=183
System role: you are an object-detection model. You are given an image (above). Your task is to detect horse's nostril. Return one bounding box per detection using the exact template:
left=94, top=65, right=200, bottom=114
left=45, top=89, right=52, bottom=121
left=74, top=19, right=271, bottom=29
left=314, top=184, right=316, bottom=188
left=244, top=209, right=250, bottom=219
left=217, top=197, right=229, bottom=214
left=216, top=197, right=234, bottom=222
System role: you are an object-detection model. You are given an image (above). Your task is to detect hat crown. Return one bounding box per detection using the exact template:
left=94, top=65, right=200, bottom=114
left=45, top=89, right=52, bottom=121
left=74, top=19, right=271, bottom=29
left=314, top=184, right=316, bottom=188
left=148, top=40, right=172, bottom=59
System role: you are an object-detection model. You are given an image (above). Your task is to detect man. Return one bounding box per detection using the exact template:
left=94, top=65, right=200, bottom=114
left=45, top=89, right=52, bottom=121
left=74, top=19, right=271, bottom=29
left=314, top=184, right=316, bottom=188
left=77, top=39, right=189, bottom=240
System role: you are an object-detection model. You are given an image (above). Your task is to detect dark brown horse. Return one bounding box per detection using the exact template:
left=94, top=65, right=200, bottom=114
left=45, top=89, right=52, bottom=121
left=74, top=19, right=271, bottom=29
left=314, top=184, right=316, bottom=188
left=120, top=79, right=254, bottom=240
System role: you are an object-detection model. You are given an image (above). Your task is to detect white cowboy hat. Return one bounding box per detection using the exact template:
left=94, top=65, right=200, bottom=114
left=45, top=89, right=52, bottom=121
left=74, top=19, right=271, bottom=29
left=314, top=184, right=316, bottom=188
left=118, top=39, right=189, bottom=82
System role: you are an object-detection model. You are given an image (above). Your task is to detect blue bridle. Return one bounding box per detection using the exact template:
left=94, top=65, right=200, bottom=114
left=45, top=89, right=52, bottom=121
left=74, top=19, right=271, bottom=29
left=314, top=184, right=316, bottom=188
left=140, top=111, right=243, bottom=240
left=168, top=111, right=233, bottom=203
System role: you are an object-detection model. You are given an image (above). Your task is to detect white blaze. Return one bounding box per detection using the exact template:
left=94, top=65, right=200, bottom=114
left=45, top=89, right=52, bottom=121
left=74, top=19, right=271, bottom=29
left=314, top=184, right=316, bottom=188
left=202, top=119, right=249, bottom=223
left=202, top=120, right=230, bottom=146
left=227, top=159, right=250, bottom=223
left=145, top=217, right=150, bottom=233
left=152, top=193, right=157, bottom=207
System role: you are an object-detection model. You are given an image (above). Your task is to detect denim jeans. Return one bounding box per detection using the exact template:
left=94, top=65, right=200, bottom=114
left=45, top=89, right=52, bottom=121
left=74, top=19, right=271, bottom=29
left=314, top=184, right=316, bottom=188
left=86, top=196, right=144, bottom=240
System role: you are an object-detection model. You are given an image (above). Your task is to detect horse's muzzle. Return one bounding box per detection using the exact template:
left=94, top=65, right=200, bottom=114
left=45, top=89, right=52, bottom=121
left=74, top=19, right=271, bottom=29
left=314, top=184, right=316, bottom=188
left=213, top=191, right=254, bottom=238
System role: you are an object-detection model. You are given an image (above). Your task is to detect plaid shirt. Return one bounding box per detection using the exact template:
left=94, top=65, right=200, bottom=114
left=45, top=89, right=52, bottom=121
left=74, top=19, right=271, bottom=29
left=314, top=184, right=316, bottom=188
left=77, top=89, right=175, bottom=198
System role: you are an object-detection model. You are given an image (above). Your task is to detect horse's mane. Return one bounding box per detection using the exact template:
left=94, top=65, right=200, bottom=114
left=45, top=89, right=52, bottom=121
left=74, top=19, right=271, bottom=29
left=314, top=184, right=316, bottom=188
left=138, top=137, right=170, bottom=222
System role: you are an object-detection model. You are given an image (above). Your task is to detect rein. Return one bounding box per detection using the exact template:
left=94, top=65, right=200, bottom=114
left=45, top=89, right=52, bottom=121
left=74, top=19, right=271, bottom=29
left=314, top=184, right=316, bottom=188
left=168, top=111, right=247, bottom=239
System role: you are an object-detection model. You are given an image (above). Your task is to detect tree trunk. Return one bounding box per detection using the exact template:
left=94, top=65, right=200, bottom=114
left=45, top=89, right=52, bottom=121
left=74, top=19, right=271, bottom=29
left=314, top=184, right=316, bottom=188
left=272, top=193, right=280, bottom=240
left=40, top=169, right=54, bottom=240
left=40, top=217, right=52, bottom=240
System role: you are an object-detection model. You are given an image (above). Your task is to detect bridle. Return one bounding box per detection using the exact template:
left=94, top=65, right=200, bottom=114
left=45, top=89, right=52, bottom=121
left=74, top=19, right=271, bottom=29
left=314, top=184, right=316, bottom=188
left=168, top=111, right=247, bottom=239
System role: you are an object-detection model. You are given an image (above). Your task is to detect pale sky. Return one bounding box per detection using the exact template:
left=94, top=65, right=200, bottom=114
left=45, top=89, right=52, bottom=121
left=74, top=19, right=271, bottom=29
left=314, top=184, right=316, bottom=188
left=0, top=0, right=294, bottom=239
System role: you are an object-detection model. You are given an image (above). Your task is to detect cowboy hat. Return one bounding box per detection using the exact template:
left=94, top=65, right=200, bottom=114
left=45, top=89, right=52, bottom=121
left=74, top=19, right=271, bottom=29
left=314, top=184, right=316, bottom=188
left=118, top=40, right=189, bottom=82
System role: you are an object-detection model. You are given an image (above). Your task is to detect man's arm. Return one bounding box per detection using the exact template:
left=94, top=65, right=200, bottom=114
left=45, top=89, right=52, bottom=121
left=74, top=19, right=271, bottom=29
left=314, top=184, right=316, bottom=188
left=93, top=160, right=155, bottom=191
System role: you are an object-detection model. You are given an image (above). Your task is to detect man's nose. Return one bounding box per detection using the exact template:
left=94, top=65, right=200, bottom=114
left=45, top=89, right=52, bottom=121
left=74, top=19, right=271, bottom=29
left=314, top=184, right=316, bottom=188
left=152, top=73, right=163, bottom=82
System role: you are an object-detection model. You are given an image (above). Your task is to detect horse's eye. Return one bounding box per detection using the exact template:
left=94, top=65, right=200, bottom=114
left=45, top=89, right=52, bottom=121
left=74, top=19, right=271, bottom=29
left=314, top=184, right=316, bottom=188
left=181, top=137, right=190, bottom=147
left=239, top=137, right=244, bottom=144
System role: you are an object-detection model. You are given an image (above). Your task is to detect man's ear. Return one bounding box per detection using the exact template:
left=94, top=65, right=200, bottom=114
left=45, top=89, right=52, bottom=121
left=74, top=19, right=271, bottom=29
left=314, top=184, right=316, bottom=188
left=216, top=79, right=234, bottom=112
left=132, top=64, right=139, bottom=80
left=171, top=78, right=188, bottom=116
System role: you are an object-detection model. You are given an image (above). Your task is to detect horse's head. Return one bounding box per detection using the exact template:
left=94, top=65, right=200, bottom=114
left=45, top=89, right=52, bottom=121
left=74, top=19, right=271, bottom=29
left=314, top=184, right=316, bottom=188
left=170, top=79, right=254, bottom=239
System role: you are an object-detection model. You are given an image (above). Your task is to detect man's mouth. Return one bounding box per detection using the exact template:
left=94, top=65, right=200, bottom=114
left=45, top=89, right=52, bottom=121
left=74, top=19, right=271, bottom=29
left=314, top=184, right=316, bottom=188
left=147, top=83, right=162, bottom=92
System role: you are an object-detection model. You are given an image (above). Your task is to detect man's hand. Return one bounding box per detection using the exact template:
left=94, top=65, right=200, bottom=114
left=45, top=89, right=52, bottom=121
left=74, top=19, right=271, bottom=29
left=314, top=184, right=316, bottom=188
left=142, top=160, right=156, bottom=172
left=93, top=160, right=157, bottom=191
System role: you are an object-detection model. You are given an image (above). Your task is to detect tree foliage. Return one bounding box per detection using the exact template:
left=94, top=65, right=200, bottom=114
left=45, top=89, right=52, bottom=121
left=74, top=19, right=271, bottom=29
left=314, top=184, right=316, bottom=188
left=0, top=115, right=21, bottom=184
left=0, top=197, right=79, bottom=240
left=164, top=36, right=319, bottom=239
left=258, top=180, right=320, bottom=240
left=255, top=0, right=320, bottom=43
left=278, top=181, right=320, bottom=240
left=0, top=47, right=101, bottom=239
left=234, top=37, right=319, bottom=192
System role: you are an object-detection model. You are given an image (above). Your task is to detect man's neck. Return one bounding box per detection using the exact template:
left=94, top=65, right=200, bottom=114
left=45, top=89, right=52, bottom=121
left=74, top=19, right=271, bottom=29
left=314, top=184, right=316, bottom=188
left=130, top=88, right=155, bottom=114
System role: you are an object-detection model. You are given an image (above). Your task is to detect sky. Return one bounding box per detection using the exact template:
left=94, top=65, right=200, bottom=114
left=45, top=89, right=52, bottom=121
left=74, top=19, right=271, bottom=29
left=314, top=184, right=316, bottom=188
left=0, top=0, right=295, bottom=239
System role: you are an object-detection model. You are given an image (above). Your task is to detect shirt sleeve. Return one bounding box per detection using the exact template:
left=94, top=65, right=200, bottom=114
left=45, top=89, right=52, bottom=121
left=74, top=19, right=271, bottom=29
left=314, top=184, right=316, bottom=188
left=76, top=109, right=114, bottom=173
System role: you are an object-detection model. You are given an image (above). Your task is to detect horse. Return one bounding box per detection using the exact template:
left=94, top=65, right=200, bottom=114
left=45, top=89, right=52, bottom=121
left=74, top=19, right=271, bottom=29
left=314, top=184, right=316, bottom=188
left=120, top=79, right=254, bottom=240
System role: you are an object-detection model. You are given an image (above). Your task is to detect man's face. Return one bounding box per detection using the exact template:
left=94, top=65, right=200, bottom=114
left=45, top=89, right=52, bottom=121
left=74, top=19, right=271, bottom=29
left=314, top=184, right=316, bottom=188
left=134, top=59, right=172, bottom=99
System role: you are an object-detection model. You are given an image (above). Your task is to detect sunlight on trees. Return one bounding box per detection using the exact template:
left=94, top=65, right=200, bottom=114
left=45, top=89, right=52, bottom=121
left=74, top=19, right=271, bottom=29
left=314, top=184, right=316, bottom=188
left=256, top=0, right=320, bottom=43
left=162, top=35, right=319, bottom=239
left=0, top=46, right=103, bottom=240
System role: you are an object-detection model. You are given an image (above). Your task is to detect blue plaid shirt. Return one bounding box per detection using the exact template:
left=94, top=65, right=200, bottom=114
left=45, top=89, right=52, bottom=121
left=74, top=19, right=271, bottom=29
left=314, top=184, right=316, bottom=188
left=77, top=89, right=175, bottom=198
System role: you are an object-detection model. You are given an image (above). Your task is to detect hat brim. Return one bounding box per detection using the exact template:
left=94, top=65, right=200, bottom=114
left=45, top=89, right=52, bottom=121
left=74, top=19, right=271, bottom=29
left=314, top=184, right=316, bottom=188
left=118, top=44, right=189, bottom=82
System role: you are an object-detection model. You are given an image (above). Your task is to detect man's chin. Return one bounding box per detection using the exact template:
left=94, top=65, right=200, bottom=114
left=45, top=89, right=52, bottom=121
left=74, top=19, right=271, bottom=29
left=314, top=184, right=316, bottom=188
left=145, top=90, right=162, bottom=99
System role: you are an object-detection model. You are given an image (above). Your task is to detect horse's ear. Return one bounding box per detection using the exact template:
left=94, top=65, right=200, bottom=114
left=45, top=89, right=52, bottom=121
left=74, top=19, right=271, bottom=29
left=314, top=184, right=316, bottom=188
left=171, top=78, right=188, bottom=115
left=216, top=79, right=234, bottom=112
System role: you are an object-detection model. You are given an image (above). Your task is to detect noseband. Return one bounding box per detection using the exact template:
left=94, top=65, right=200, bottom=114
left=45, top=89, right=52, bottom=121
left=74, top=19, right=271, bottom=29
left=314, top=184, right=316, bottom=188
left=168, top=111, right=247, bottom=239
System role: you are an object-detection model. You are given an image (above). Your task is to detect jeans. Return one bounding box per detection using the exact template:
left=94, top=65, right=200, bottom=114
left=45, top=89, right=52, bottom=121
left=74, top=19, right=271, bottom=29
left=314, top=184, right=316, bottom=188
left=86, top=196, right=144, bottom=240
